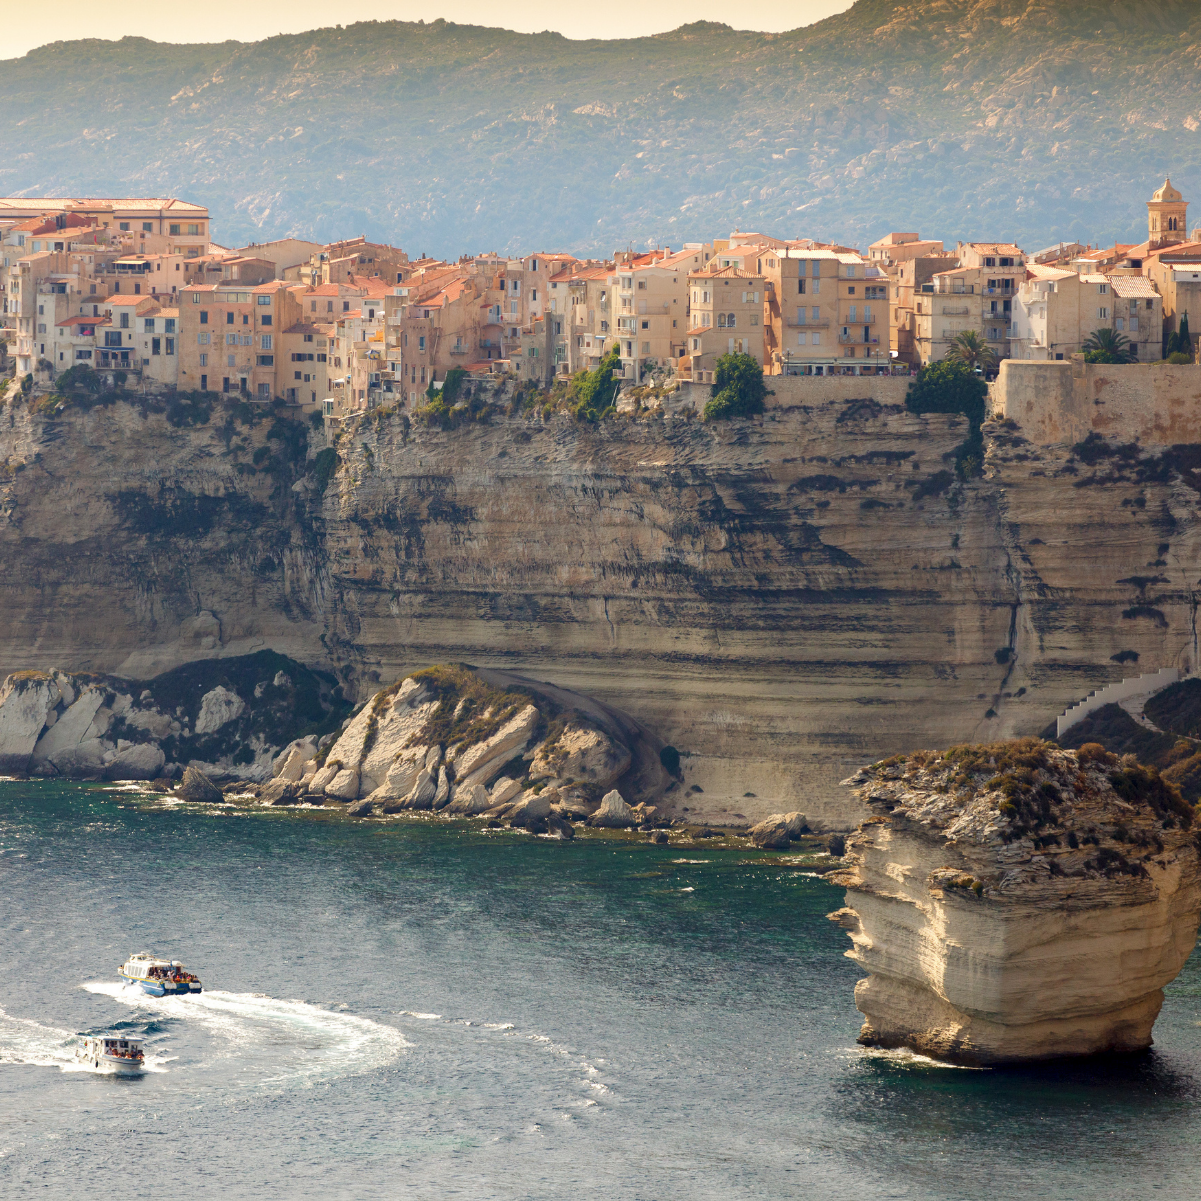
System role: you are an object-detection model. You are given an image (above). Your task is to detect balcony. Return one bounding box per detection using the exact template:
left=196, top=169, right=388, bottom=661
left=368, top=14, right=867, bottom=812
left=786, top=318, right=830, bottom=328
left=448, top=345, right=469, bottom=355
left=941, top=306, right=971, bottom=316
left=838, top=333, right=881, bottom=345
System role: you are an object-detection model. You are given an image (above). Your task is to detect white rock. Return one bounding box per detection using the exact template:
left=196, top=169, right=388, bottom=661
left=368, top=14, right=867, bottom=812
left=489, top=776, right=524, bottom=806
left=425, top=744, right=444, bottom=772
left=51, top=671, right=76, bottom=708
left=125, top=707, right=174, bottom=739
left=105, top=743, right=166, bottom=780
left=31, top=687, right=105, bottom=771
left=273, top=736, right=319, bottom=781
left=326, top=768, right=361, bottom=800
left=451, top=704, right=540, bottom=789
left=445, top=782, right=491, bottom=814
left=529, top=719, right=631, bottom=789
left=86, top=707, right=114, bottom=741
left=273, top=671, right=292, bottom=688
left=402, top=769, right=439, bottom=810
left=432, top=765, right=450, bottom=808
left=195, top=686, right=245, bottom=735
left=0, top=673, right=62, bottom=773
left=322, top=680, right=437, bottom=794
left=590, top=789, right=637, bottom=828
left=181, top=610, right=221, bottom=646
left=507, top=791, right=552, bottom=826
left=378, top=746, right=428, bottom=799
left=308, top=761, right=342, bottom=795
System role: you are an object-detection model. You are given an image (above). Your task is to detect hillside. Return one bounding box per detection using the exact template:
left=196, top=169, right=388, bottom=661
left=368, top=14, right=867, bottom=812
left=1, top=2, right=1201, bottom=265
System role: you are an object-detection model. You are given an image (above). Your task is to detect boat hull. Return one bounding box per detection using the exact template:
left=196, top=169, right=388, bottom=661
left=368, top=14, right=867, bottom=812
left=99, top=1054, right=144, bottom=1075
left=118, top=973, right=191, bottom=997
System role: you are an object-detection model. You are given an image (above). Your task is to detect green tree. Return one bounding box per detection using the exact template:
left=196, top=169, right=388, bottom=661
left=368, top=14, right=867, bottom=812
left=566, top=343, right=622, bottom=422
left=702, top=352, right=767, bottom=421
left=905, top=359, right=988, bottom=478
left=1082, top=328, right=1133, bottom=363
left=945, top=330, right=998, bottom=374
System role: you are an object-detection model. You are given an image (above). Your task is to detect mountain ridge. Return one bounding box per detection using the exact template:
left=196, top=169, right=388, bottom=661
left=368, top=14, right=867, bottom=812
left=1, top=1, right=1200, bottom=254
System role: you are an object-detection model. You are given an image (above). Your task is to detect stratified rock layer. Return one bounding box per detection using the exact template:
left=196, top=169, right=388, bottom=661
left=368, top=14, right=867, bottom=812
left=829, top=740, right=1201, bottom=1065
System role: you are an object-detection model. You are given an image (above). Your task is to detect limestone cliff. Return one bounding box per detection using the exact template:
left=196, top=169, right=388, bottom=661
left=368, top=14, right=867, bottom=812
left=5, top=383, right=1201, bottom=826
left=829, top=740, right=1201, bottom=1065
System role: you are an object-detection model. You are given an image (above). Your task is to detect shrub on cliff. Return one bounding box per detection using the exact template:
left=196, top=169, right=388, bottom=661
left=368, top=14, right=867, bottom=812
left=905, top=360, right=987, bottom=478
left=566, top=345, right=622, bottom=422
left=702, top=352, right=767, bottom=421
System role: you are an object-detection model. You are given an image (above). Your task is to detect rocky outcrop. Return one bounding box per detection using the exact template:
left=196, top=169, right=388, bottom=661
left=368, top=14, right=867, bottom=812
left=16, top=391, right=1201, bottom=826
left=0, top=651, right=347, bottom=782
left=828, top=740, right=1201, bottom=1065
left=0, top=673, right=61, bottom=774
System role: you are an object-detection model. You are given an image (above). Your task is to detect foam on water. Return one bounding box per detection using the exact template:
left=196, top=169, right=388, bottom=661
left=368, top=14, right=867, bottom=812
left=849, top=1045, right=991, bottom=1071
left=0, top=1005, right=169, bottom=1074
left=82, top=981, right=408, bottom=1084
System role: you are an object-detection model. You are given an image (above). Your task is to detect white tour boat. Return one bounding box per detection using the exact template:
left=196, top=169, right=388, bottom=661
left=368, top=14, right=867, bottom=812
left=119, top=952, right=203, bottom=996
left=77, top=1035, right=145, bottom=1074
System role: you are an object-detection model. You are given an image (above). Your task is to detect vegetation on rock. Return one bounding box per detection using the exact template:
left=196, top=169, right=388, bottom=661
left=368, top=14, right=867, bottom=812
left=702, top=352, right=767, bottom=421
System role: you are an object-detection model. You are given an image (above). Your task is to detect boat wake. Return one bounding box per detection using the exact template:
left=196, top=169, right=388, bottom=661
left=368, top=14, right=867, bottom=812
left=83, top=982, right=408, bottom=1084
left=0, top=1004, right=169, bottom=1074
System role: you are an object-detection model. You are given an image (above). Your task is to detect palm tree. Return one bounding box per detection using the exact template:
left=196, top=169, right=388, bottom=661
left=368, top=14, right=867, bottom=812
left=1082, top=328, right=1133, bottom=363
left=946, top=330, right=998, bottom=373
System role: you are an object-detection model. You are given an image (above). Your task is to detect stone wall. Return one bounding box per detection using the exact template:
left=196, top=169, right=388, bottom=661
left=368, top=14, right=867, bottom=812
left=673, top=375, right=911, bottom=413
left=993, top=359, right=1201, bottom=446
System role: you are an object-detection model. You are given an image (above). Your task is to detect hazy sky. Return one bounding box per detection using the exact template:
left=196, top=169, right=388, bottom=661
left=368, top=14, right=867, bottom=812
left=7, top=1, right=853, bottom=59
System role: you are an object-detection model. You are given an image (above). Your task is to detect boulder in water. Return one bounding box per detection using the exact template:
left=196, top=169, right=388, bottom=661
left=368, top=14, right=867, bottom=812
left=589, top=789, right=637, bottom=828
left=326, top=768, right=360, bottom=801
left=346, top=797, right=375, bottom=817
left=260, top=779, right=303, bottom=806
left=175, top=765, right=223, bottom=803
left=546, top=813, right=575, bottom=840
left=0, top=672, right=62, bottom=774
left=105, top=743, right=166, bottom=781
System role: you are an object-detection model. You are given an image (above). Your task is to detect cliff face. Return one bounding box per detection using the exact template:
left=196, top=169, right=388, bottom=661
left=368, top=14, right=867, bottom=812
left=829, top=742, right=1201, bottom=1064
left=4, top=385, right=1201, bottom=826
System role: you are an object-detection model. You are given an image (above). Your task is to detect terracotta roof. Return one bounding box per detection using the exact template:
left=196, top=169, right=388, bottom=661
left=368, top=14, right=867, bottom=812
left=688, top=264, right=764, bottom=279
left=0, top=196, right=207, bottom=212
left=968, top=243, right=1025, bottom=255
left=1026, top=263, right=1075, bottom=281
left=1109, top=276, right=1159, bottom=298
left=56, top=314, right=110, bottom=327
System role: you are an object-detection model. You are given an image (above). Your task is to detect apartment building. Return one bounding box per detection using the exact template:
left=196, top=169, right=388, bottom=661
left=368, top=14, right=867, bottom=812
left=279, top=321, right=334, bottom=408
left=236, top=238, right=324, bottom=279
left=888, top=252, right=959, bottom=364
left=292, top=236, right=410, bottom=287
left=551, top=262, right=613, bottom=373
left=867, top=232, right=945, bottom=267
left=0, top=197, right=211, bottom=260
left=1011, top=266, right=1161, bottom=361
left=759, top=248, right=885, bottom=374
left=610, top=248, right=704, bottom=380
left=1146, top=242, right=1201, bottom=357
left=911, top=242, right=1026, bottom=364
left=685, top=263, right=766, bottom=381
left=178, top=280, right=301, bottom=398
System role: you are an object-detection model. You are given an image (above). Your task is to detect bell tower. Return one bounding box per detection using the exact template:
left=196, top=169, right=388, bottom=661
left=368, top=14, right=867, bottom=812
left=1148, top=177, right=1188, bottom=248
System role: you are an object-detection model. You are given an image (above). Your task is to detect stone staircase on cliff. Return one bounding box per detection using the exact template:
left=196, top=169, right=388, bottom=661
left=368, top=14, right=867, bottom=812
left=1056, top=668, right=1180, bottom=739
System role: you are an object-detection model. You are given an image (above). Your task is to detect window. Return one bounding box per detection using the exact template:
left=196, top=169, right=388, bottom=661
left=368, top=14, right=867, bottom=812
left=418, top=335, right=426, bottom=351
left=226, top=333, right=236, bottom=345
left=797, top=332, right=806, bottom=346
left=75, top=349, right=92, bottom=360
left=143, top=222, right=153, bottom=233
left=152, top=338, right=161, bottom=355
left=1131, top=316, right=1139, bottom=333
left=812, top=332, right=821, bottom=345
left=119, top=312, right=130, bottom=329
left=258, top=383, right=270, bottom=399
left=641, top=320, right=649, bottom=330
left=224, top=311, right=233, bottom=325
left=257, top=354, right=274, bottom=366
left=256, top=295, right=271, bottom=306
left=343, top=301, right=350, bottom=312
left=1098, top=284, right=1109, bottom=295
left=260, top=314, right=272, bottom=326
left=813, top=279, right=821, bottom=295
left=119, top=222, right=130, bottom=232
left=849, top=305, right=857, bottom=321
left=796, top=307, right=806, bottom=324
left=812, top=307, right=820, bottom=321
left=295, top=370, right=303, bottom=380
left=1098, top=307, right=1109, bottom=319
left=750, top=314, right=758, bottom=326
left=530, top=289, right=537, bottom=302
left=637, top=280, right=647, bottom=290
left=199, top=353, right=208, bottom=366
left=188, top=224, right=200, bottom=236
left=144, top=318, right=155, bottom=332
left=198, top=332, right=210, bottom=345
left=169, top=224, right=181, bottom=236
left=36, top=322, right=46, bottom=334
left=228, top=354, right=236, bottom=367
left=165, top=338, right=175, bottom=355
left=200, top=310, right=208, bottom=324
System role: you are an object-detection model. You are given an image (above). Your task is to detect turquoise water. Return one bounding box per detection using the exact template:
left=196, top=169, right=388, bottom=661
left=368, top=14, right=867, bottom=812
left=2, top=780, right=1200, bottom=1199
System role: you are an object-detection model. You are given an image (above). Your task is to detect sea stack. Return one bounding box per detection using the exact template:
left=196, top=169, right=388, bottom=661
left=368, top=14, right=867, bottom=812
left=828, top=739, right=1201, bottom=1066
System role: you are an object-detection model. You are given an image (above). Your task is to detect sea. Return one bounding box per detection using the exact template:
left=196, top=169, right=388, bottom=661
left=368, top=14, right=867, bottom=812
left=2, top=780, right=1200, bottom=1200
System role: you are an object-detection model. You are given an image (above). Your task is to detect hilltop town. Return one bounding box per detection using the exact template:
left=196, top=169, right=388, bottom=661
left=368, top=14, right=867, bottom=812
left=1, top=179, right=1198, bottom=421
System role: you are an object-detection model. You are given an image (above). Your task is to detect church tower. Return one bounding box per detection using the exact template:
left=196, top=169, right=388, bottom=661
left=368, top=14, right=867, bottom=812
left=1148, top=178, right=1188, bottom=248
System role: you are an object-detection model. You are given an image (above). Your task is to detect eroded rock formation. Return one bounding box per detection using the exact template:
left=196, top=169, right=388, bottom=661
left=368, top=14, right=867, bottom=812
left=7, top=385, right=1201, bottom=824
left=829, top=740, right=1201, bottom=1065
